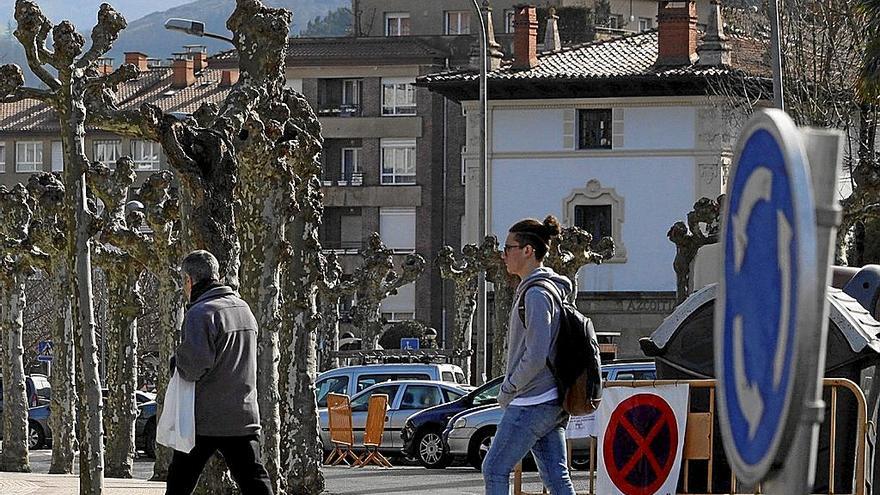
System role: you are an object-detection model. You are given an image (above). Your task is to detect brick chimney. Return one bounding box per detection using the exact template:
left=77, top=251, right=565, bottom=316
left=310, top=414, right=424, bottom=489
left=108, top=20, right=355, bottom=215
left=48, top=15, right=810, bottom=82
left=220, top=69, right=240, bottom=87
left=657, top=0, right=698, bottom=66
left=512, top=5, right=538, bottom=70
left=96, top=57, right=113, bottom=76
left=185, top=45, right=208, bottom=73
left=124, top=52, right=149, bottom=72
left=172, top=54, right=195, bottom=89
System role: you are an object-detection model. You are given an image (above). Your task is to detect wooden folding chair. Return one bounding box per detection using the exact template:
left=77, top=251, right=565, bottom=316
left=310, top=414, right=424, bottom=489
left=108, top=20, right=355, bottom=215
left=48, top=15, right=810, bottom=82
left=324, top=393, right=359, bottom=466
left=354, top=394, right=392, bottom=468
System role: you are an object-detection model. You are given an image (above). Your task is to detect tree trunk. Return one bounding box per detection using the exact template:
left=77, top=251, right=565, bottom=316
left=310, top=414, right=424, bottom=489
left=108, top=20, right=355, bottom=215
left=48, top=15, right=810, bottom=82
left=317, top=296, right=340, bottom=371
left=280, top=215, right=325, bottom=495
left=48, top=264, right=77, bottom=474
left=0, top=279, right=30, bottom=473
left=103, top=270, right=140, bottom=478
left=453, top=284, right=477, bottom=384
left=150, top=273, right=182, bottom=481
left=491, top=284, right=515, bottom=378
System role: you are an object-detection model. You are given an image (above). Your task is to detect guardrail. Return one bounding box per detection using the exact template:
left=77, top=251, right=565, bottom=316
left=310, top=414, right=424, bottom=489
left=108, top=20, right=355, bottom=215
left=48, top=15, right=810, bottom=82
left=513, top=378, right=868, bottom=495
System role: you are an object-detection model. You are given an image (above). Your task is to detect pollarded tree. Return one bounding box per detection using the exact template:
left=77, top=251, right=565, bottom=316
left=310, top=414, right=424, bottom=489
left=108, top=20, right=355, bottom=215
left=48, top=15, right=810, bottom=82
left=349, top=233, right=426, bottom=351
left=437, top=244, right=483, bottom=383
left=0, top=183, right=48, bottom=473
left=316, top=252, right=355, bottom=371
left=130, top=171, right=183, bottom=480
left=544, top=226, right=615, bottom=303
left=24, top=172, right=76, bottom=474
left=667, top=196, right=723, bottom=304
left=477, top=235, right=518, bottom=377
left=87, top=157, right=150, bottom=479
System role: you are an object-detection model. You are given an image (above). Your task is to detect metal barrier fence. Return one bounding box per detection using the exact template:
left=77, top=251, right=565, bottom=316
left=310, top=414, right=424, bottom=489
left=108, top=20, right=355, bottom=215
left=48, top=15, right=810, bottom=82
left=514, top=378, right=868, bottom=495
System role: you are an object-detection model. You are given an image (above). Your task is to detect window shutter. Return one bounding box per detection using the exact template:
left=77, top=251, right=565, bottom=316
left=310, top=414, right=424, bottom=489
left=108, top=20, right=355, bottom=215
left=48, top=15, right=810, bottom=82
left=612, top=108, right=624, bottom=148
left=563, top=109, right=576, bottom=149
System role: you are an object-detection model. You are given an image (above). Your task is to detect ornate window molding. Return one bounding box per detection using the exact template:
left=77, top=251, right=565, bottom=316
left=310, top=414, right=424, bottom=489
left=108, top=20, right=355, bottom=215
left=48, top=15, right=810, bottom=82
left=562, top=179, right=627, bottom=262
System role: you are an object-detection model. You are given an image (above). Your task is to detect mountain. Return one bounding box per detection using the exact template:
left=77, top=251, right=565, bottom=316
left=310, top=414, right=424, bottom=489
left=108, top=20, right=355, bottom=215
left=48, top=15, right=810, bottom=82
left=106, top=0, right=347, bottom=62
left=0, top=0, right=187, bottom=32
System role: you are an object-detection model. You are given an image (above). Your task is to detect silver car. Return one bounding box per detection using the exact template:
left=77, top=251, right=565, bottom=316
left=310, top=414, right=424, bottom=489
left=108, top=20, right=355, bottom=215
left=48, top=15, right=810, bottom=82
left=444, top=361, right=657, bottom=470
left=319, top=379, right=467, bottom=455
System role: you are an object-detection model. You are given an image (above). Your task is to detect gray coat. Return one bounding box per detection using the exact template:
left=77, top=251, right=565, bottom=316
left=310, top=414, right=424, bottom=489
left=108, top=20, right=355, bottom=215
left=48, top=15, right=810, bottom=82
left=497, top=267, right=573, bottom=408
left=175, top=286, right=261, bottom=436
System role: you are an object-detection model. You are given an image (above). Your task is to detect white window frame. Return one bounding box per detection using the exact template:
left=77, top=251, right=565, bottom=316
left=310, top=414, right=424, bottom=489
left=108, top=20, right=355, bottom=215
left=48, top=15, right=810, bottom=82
left=93, top=139, right=122, bottom=167
left=382, top=77, right=416, bottom=116
left=460, top=145, right=467, bottom=185
left=342, top=79, right=360, bottom=107
left=0, top=143, right=6, bottom=173
left=381, top=312, right=415, bottom=323
left=445, top=11, right=471, bottom=35
left=341, top=147, right=361, bottom=182
left=504, top=10, right=516, bottom=33
left=638, top=17, right=652, bottom=32
left=381, top=138, right=416, bottom=185
left=562, top=179, right=627, bottom=262
left=15, top=141, right=42, bottom=173
left=51, top=140, right=63, bottom=172
left=385, top=12, right=410, bottom=36
left=130, top=140, right=160, bottom=171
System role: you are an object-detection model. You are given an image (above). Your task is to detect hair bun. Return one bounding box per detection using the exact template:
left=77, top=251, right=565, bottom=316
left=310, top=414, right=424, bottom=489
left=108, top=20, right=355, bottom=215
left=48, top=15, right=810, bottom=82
left=542, top=215, right=561, bottom=237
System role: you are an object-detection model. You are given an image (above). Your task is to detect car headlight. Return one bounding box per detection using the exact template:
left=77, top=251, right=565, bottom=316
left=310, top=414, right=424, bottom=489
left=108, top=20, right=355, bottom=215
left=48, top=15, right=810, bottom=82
left=453, top=417, right=467, bottom=429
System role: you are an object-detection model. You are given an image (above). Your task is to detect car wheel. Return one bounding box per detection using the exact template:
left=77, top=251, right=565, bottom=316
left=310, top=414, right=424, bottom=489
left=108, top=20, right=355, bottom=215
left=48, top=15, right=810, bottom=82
left=468, top=427, right=495, bottom=471
left=415, top=429, right=450, bottom=469
left=28, top=421, right=45, bottom=450
left=144, top=420, right=156, bottom=458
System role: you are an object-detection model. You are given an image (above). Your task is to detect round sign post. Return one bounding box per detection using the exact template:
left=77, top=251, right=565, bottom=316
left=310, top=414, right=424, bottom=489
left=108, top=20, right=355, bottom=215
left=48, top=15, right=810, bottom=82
left=715, top=109, right=821, bottom=487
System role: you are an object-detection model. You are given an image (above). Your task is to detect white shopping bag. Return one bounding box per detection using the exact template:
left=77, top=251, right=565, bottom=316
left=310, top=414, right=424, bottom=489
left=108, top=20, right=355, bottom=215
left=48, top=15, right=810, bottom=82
left=156, top=369, right=196, bottom=453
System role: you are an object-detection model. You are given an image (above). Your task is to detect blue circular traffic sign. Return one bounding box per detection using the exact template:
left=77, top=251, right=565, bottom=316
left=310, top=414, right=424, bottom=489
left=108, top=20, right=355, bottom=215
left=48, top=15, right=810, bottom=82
left=715, top=109, right=817, bottom=485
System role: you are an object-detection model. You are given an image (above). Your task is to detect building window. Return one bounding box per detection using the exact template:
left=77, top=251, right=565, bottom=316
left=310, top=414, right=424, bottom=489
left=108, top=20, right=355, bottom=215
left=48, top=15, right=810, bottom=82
left=638, top=17, right=652, bottom=31
left=0, top=143, right=6, bottom=173
left=94, top=139, right=121, bottom=167
left=563, top=179, right=626, bottom=262
left=382, top=312, right=415, bottom=322
left=445, top=11, right=471, bottom=35
left=15, top=141, right=42, bottom=173
left=382, top=78, right=416, bottom=115
left=385, top=12, right=410, bottom=36
left=341, top=147, right=361, bottom=184
left=379, top=207, right=416, bottom=251
left=341, top=79, right=360, bottom=110
left=578, top=109, right=613, bottom=149
left=460, top=145, right=467, bottom=185
left=379, top=274, right=415, bottom=318
left=130, top=140, right=160, bottom=171
left=51, top=141, right=63, bottom=172
left=381, top=138, right=416, bottom=185
left=504, top=10, right=515, bottom=33
left=574, top=205, right=612, bottom=241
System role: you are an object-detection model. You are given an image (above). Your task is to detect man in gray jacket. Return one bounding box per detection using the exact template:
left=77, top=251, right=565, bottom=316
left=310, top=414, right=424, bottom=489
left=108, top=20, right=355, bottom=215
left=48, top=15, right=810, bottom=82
left=483, top=216, right=576, bottom=495
left=165, top=250, right=273, bottom=495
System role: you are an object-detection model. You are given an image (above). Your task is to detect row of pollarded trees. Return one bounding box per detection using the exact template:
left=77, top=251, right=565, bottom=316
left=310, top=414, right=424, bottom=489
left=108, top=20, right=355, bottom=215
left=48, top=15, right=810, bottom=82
left=0, top=1, right=335, bottom=494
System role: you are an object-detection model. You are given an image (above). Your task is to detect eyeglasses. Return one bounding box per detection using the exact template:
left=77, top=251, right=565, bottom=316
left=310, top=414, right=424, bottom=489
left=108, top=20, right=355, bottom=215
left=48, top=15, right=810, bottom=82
left=503, top=244, right=525, bottom=254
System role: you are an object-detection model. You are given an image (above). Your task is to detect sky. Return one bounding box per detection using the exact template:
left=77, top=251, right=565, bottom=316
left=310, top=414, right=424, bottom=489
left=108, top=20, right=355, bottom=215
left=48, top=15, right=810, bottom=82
left=0, top=0, right=189, bottom=31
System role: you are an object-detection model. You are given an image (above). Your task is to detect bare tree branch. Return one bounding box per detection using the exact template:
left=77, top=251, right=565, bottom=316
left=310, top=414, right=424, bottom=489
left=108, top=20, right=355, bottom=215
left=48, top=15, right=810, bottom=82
left=12, top=0, right=60, bottom=89
left=76, top=3, right=126, bottom=69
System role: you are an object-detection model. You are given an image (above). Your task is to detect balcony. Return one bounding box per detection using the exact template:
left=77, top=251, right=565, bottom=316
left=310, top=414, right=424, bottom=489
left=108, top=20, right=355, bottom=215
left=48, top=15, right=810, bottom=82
left=317, top=104, right=361, bottom=118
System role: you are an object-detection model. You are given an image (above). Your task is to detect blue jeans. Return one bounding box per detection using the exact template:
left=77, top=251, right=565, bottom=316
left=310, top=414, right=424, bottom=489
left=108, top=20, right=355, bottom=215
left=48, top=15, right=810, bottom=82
left=482, top=402, right=575, bottom=495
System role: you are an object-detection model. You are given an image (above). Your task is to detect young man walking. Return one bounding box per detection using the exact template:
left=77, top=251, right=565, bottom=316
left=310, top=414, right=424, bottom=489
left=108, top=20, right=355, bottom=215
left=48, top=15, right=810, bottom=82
left=482, top=216, right=576, bottom=495
left=165, top=250, right=274, bottom=495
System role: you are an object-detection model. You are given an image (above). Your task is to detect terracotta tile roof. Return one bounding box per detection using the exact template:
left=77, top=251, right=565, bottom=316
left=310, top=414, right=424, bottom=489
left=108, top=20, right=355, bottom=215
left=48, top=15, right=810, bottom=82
left=0, top=67, right=234, bottom=133
left=419, top=30, right=770, bottom=96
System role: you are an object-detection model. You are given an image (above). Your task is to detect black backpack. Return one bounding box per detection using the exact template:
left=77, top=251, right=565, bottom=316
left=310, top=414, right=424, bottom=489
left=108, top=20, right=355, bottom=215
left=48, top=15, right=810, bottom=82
left=518, top=279, right=603, bottom=415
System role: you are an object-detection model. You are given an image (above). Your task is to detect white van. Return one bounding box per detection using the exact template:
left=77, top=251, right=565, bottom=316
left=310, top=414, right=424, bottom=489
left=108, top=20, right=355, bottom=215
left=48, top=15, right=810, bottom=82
left=315, top=363, right=467, bottom=407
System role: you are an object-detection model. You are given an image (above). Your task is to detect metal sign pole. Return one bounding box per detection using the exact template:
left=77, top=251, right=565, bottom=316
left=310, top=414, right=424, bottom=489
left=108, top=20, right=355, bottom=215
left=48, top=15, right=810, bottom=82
left=769, top=0, right=785, bottom=111
left=764, top=128, right=843, bottom=492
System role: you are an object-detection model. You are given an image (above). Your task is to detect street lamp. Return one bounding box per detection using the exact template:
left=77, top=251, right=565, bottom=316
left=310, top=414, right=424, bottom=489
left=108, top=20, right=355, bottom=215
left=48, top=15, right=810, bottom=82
left=164, top=18, right=234, bottom=44
left=471, top=0, right=489, bottom=385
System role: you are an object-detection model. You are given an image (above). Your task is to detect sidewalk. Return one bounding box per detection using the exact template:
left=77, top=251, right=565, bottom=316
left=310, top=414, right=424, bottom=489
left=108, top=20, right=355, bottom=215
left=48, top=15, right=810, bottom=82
left=0, top=471, right=166, bottom=495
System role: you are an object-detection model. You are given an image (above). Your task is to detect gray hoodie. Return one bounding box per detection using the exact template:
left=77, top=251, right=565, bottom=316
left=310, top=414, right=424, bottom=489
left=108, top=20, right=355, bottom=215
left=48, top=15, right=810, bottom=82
left=497, top=266, right=573, bottom=408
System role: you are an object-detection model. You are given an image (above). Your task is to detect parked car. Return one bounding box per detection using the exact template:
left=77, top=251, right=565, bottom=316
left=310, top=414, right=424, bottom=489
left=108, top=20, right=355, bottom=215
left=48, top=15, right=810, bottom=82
left=443, top=360, right=657, bottom=470
left=134, top=391, right=157, bottom=458
left=315, top=363, right=467, bottom=408
left=319, top=379, right=467, bottom=456
left=0, top=374, right=52, bottom=449
left=400, top=376, right=502, bottom=468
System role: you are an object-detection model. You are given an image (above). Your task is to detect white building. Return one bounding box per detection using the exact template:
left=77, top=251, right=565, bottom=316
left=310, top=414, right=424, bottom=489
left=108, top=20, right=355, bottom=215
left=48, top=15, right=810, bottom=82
left=420, top=1, right=770, bottom=357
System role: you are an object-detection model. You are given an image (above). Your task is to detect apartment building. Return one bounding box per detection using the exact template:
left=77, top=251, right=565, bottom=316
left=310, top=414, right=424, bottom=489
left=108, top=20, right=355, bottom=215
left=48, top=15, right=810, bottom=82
left=0, top=49, right=236, bottom=189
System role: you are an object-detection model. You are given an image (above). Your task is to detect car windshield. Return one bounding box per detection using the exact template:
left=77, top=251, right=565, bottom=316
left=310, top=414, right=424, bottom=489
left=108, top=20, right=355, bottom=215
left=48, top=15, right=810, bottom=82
left=471, top=381, right=501, bottom=406
left=351, top=384, right=399, bottom=412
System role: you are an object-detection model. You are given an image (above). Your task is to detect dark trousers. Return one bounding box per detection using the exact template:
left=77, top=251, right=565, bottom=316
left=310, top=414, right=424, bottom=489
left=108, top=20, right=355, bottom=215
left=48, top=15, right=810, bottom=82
left=165, top=434, right=274, bottom=495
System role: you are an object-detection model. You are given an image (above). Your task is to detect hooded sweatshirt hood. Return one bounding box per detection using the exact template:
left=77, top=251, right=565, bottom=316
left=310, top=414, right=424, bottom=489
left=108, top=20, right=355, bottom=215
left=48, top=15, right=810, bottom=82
left=515, top=266, right=573, bottom=302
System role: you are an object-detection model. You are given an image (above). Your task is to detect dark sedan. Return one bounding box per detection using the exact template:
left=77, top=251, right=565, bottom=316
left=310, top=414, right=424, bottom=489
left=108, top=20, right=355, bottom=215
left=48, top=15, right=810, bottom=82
left=401, top=376, right=501, bottom=468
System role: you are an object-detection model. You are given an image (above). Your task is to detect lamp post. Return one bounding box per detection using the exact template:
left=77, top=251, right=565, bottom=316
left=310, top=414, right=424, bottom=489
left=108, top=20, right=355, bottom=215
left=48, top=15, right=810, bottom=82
left=471, top=0, right=489, bottom=384
left=164, top=18, right=234, bottom=44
